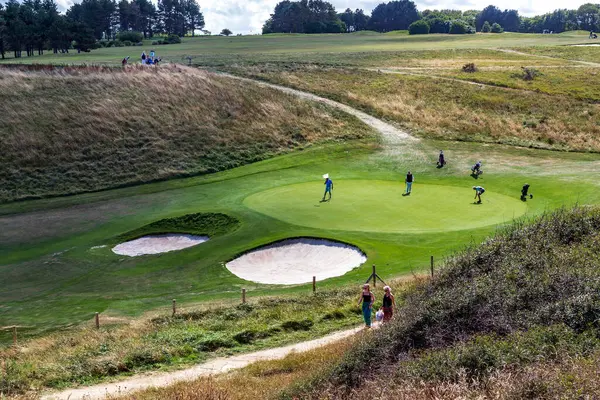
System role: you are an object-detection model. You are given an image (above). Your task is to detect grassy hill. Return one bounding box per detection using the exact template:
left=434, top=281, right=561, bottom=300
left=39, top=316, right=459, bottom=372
left=0, top=65, right=373, bottom=202
left=279, top=206, right=600, bottom=399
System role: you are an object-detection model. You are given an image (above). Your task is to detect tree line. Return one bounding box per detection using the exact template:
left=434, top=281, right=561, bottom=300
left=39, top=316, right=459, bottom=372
left=0, top=0, right=204, bottom=59
left=263, top=0, right=600, bottom=35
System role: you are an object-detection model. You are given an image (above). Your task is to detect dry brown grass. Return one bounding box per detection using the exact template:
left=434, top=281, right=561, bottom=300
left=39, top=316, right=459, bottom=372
left=311, top=352, right=600, bottom=400
left=108, top=337, right=355, bottom=400
left=0, top=65, right=373, bottom=202
left=228, top=65, right=600, bottom=152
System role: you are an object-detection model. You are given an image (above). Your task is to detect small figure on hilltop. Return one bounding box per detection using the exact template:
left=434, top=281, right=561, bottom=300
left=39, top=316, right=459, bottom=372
left=381, top=285, right=396, bottom=322
left=322, top=174, right=333, bottom=202
left=150, top=49, right=155, bottom=60
left=437, top=150, right=446, bottom=168
left=358, top=284, right=375, bottom=328
left=141, top=51, right=147, bottom=64
left=590, top=31, right=598, bottom=39
left=121, top=56, right=129, bottom=67
left=521, top=183, right=533, bottom=201
left=473, top=185, right=485, bottom=204
left=403, top=171, right=414, bottom=195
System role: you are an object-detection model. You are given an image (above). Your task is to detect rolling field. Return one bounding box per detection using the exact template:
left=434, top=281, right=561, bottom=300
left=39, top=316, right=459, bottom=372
left=2, top=29, right=600, bottom=397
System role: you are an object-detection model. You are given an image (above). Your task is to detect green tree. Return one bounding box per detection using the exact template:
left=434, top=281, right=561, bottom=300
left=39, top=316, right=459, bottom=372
left=0, top=4, right=6, bottom=59
left=220, top=28, right=232, bottom=36
left=481, top=20, right=491, bottom=32
left=449, top=20, right=468, bottom=34
left=368, top=0, right=419, bottom=32
left=491, top=22, right=503, bottom=32
left=184, top=0, right=203, bottom=36
left=408, top=19, right=429, bottom=34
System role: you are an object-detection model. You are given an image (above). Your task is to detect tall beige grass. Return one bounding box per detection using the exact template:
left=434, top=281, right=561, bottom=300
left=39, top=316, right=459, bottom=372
left=0, top=65, right=373, bottom=202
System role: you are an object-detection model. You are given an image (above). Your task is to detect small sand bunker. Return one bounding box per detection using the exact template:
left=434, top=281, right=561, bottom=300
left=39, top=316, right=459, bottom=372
left=112, top=234, right=209, bottom=256
left=226, top=238, right=366, bottom=284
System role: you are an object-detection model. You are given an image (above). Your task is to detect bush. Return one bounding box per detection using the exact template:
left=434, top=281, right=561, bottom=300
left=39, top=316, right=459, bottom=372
left=151, top=41, right=159, bottom=45
left=481, top=21, right=491, bottom=32
left=117, top=31, right=143, bottom=43
left=135, top=42, right=143, bottom=46
left=114, top=41, right=124, bottom=47
left=449, top=21, right=468, bottom=34
left=166, top=34, right=181, bottom=44
left=281, top=318, right=314, bottom=331
left=491, top=22, right=504, bottom=33
left=122, top=40, right=132, bottom=46
left=462, top=63, right=477, bottom=73
left=512, top=67, right=543, bottom=81
left=409, top=20, right=430, bottom=35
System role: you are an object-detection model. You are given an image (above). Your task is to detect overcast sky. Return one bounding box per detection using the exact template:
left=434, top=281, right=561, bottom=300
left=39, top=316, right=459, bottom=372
left=47, top=0, right=592, bottom=34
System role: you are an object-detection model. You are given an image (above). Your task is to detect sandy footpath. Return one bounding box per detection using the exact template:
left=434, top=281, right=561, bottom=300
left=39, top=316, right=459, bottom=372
left=41, top=325, right=372, bottom=400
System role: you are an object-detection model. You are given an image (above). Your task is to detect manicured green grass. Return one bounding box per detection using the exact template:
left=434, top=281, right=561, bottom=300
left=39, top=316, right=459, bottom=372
left=1, top=135, right=599, bottom=345
left=245, top=180, right=527, bottom=233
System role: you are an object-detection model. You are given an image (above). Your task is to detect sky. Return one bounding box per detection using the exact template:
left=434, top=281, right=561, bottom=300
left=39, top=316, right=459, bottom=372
left=37, top=0, right=595, bottom=34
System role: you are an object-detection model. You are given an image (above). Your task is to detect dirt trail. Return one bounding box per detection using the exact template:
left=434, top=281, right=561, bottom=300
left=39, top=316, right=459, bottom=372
left=218, top=73, right=414, bottom=144
left=41, top=326, right=369, bottom=400
left=496, top=48, right=600, bottom=67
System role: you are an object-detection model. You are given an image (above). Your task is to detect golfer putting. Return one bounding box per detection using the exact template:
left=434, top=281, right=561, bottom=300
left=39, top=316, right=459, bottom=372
left=322, top=174, right=333, bottom=201
left=473, top=186, right=485, bottom=203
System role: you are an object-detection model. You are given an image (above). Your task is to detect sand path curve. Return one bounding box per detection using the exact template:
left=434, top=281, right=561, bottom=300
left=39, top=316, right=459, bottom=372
left=41, top=325, right=369, bottom=400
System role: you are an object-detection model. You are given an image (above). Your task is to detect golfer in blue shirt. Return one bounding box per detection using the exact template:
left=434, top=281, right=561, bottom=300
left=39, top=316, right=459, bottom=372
left=323, top=177, right=333, bottom=201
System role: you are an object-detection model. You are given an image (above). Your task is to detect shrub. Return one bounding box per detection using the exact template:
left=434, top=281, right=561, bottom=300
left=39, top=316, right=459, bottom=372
left=462, top=63, right=477, bottom=73
left=481, top=21, right=491, bottom=32
left=117, top=31, right=143, bottom=43
left=151, top=41, right=159, bottom=45
left=166, top=34, right=181, bottom=44
left=135, top=42, right=143, bottom=46
left=281, top=318, right=314, bottom=331
left=449, top=21, right=468, bottom=34
left=409, top=20, right=430, bottom=35
left=233, top=330, right=257, bottom=344
left=114, top=41, right=124, bottom=47
left=491, top=22, right=504, bottom=33
left=122, top=40, right=132, bottom=46
left=512, top=67, right=543, bottom=81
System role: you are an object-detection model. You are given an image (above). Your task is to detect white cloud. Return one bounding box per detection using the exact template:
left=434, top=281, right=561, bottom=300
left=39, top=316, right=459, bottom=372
left=200, top=0, right=593, bottom=34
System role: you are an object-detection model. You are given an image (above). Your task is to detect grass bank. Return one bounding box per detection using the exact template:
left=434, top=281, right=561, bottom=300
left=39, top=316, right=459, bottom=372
left=0, top=65, right=374, bottom=203
left=225, top=65, right=600, bottom=151
left=0, top=278, right=419, bottom=395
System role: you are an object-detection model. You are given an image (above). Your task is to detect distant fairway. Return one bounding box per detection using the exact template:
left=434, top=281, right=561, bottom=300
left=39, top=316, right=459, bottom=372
left=245, top=180, right=527, bottom=233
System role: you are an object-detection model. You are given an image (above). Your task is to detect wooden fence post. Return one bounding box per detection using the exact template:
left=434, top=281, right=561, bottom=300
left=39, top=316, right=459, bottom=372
left=95, top=312, right=100, bottom=329
left=242, top=288, right=246, bottom=304
left=312, top=276, right=316, bottom=293
left=372, top=265, right=377, bottom=288
left=430, top=256, right=434, bottom=277
left=172, top=299, right=177, bottom=316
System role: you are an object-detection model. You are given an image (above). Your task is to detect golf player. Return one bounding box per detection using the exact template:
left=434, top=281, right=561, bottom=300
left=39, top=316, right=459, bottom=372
left=405, top=171, right=414, bottom=195
left=323, top=176, right=333, bottom=201
left=473, top=186, right=485, bottom=203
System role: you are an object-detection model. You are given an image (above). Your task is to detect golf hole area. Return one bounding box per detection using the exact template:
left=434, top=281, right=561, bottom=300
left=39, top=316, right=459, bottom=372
left=226, top=238, right=367, bottom=285
left=112, top=234, right=209, bottom=256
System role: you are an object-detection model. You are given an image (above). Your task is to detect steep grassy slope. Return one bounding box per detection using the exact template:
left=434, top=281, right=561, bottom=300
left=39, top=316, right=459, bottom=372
left=0, top=65, right=374, bottom=202
left=283, top=207, right=600, bottom=398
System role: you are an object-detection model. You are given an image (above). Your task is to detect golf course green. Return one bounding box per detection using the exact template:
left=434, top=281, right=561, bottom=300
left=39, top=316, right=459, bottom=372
left=245, top=180, right=528, bottom=233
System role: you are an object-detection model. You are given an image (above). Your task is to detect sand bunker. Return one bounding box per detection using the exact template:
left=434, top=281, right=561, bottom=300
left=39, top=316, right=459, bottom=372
left=572, top=44, right=600, bottom=46
left=226, top=238, right=366, bottom=284
left=112, top=234, right=209, bottom=256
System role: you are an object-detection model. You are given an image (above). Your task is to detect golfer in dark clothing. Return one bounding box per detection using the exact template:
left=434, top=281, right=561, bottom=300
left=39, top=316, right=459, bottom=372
left=405, top=171, right=414, bottom=194
left=521, top=183, right=531, bottom=200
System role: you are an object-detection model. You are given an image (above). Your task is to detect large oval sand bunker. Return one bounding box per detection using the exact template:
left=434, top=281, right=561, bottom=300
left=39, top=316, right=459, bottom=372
left=112, top=234, right=209, bottom=256
left=226, top=238, right=367, bottom=284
